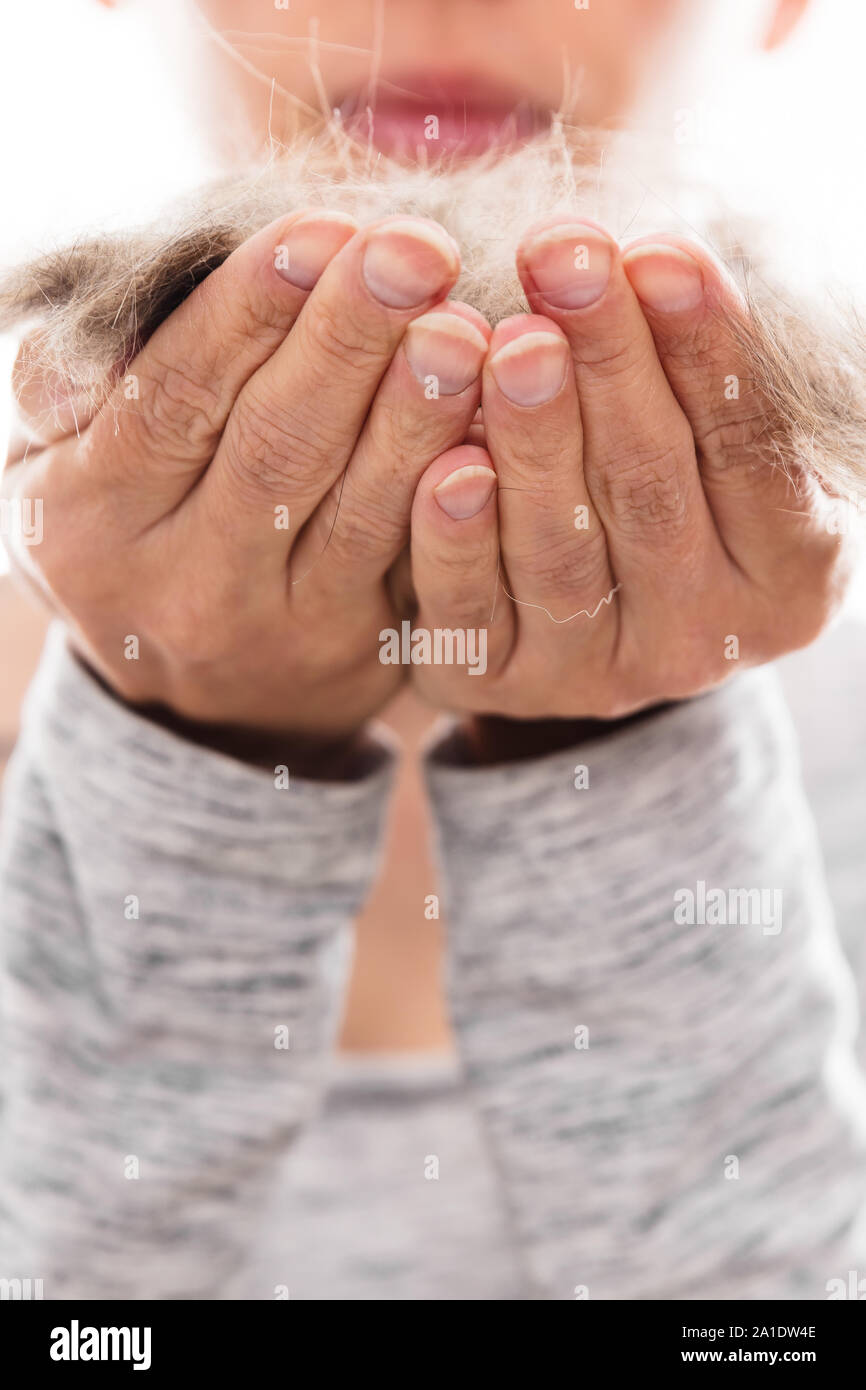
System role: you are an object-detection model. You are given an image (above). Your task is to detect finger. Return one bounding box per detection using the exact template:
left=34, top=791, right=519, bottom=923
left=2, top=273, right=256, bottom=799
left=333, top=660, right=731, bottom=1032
left=621, top=236, right=840, bottom=579
left=482, top=313, right=614, bottom=636
left=291, top=302, right=490, bottom=596
left=200, top=216, right=461, bottom=564
left=410, top=444, right=514, bottom=694
left=78, top=210, right=359, bottom=520
left=516, top=219, right=722, bottom=598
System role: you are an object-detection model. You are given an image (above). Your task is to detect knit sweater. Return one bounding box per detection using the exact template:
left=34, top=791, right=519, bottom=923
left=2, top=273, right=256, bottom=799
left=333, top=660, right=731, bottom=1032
left=1, top=627, right=864, bottom=1300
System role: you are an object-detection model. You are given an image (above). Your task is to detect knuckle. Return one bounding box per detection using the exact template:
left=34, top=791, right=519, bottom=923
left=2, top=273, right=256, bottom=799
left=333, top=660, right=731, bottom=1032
left=228, top=393, right=293, bottom=492
left=659, top=318, right=724, bottom=372
left=514, top=525, right=609, bottom=598
left=226, top=389, right=333, bottom=499
left=329, top=498, right=401, bottom=565
left=597, top=439, right=692, bottom=537
left=141, top=359, right=226, bottom=458
left=436, top=602, right=493, bottom=637
left=446, top=591, right=494, bottom=628
left=391, top=401, right=442, bottom=460
left=306, top=297, right=390, bottom=372
left=501, top=416, right=579, bottom=480
left=367, top=395, right=433, bottom=470
left=425, top=558, right=496, bottom=625
left=428, top=540, right=483, bottom=587
left=217, top=269, right=292, bottom=344
left=579, top=332, right=644, bottom=382
left=699, top=408, right=770, bottom=469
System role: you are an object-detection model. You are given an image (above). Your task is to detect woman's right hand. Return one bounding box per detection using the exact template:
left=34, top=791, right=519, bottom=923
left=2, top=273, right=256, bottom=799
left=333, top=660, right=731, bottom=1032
left=2, top=210, right=490, bottom=752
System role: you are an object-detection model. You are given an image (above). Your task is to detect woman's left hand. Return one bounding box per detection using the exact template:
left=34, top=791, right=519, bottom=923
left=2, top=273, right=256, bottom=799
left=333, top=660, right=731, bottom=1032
left=408, top=220, right=854, bottom=719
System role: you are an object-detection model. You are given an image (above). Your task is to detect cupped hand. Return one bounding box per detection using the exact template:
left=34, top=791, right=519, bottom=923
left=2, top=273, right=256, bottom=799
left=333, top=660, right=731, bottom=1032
left=3, top=210, right=490, bottom=748
left=409, top=220, right=854, bottom=721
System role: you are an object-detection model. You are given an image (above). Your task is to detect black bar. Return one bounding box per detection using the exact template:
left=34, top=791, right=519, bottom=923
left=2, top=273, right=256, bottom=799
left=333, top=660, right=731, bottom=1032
left=2, top=1297, right=863, bottom=1375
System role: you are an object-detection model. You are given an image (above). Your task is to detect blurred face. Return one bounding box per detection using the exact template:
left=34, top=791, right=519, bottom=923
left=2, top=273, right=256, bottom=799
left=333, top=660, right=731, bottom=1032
left=191, top=0, right=798, bottom=159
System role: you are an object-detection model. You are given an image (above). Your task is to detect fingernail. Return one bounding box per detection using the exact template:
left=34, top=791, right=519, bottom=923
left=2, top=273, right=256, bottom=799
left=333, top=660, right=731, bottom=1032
left=623, top=244, right=704, bottom=311
left=434, top=464, right=497, bottom=520
left=404, top=313, right=488, bottom=395
left=522, top=223, right=612, bottom=309
left=274, top=211, right=358, bottom=289
left=363, top=220, right=460, bottom=308
left=489, top=331, right=569, bottom=407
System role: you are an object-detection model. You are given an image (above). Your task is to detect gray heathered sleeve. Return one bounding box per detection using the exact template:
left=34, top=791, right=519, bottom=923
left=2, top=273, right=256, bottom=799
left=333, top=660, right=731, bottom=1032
left=424, top=669, right=866, bottom=1301
left=0, top=626, right=396, bottom=1299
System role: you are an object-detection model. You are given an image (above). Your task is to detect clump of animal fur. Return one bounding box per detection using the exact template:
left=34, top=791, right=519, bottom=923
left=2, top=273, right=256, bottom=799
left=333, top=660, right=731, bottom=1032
left=1, top=120, right=865, bottom=503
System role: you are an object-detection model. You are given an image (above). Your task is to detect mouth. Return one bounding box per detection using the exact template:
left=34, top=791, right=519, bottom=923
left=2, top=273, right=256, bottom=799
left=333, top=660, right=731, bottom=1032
left=337, top=71, right=553, bottom=159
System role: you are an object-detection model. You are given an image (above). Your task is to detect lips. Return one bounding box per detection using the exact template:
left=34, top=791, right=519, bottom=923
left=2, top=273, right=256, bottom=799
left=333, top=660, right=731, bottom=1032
left=337, top=71, right=552, bottom=159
